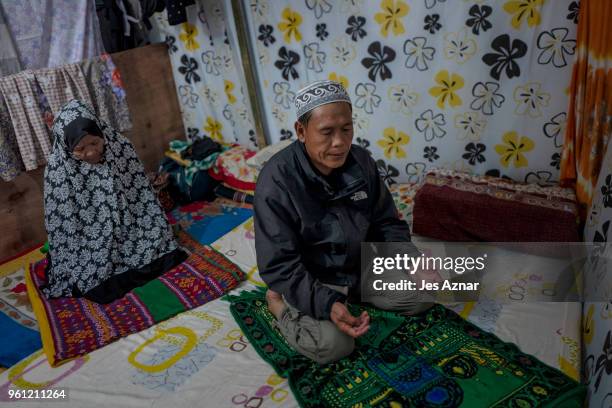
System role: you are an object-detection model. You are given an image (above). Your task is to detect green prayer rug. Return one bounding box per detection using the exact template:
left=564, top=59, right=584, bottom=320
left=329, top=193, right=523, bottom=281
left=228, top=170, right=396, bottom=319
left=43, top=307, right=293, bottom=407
left=227, top=289, right=586, bottom=407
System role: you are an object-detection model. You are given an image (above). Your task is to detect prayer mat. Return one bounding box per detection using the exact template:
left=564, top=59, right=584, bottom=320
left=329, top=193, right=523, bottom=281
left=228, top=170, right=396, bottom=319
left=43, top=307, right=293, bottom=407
left=28, top=243, right=245, bottom=367
left=227, top=289, right=586, bottom=407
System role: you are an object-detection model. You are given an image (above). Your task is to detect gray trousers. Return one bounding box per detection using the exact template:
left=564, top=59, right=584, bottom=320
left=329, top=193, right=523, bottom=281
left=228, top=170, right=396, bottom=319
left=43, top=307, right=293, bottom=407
left=276, top=280, right=433, bottom=364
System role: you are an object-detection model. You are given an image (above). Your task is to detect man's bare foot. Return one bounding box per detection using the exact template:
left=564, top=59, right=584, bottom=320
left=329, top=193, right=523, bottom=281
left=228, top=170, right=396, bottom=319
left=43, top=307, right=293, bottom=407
left=266, top=289, right=286, bottom=320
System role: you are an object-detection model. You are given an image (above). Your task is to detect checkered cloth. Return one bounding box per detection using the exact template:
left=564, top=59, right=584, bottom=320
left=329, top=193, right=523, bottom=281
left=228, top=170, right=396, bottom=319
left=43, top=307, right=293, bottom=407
left=0, top=72, right=51, bottom=171
left=0, top=57, right=131, bottom=174
left=35, top=63, right=94, bottom=115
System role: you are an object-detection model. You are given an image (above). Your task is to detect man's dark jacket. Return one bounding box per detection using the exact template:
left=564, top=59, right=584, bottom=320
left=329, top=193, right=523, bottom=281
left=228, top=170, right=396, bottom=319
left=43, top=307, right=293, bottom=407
left=254, top=141, right=413, bottom=320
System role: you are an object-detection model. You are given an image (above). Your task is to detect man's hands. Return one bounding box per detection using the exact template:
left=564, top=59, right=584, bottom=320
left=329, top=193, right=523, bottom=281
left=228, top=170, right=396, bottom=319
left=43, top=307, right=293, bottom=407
left=330, top=302, right=370, bottom=338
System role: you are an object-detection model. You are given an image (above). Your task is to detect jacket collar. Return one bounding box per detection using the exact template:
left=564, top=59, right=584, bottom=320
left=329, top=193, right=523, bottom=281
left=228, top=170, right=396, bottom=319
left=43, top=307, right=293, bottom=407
left=294, top=141, right=366, bottom=200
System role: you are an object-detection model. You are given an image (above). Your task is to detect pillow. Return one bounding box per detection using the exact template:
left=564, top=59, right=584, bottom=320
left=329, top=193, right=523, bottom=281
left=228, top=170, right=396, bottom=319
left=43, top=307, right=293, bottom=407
left=208, top=145, right=258, bottom=192
left=412, top=169, right=580, bottom=242
left=246, top=139, right=293, bottom=170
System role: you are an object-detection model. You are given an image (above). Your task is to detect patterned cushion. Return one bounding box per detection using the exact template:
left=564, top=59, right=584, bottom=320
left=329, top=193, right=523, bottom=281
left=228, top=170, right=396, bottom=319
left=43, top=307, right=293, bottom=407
left=208, top=145, right=258, bottom=192
left=412, top=169, right=580, bottom=242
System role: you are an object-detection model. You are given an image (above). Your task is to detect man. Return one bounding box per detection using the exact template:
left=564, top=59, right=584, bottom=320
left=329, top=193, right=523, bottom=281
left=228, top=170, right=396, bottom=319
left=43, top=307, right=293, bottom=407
left=254, top=80, right=430, bottom=364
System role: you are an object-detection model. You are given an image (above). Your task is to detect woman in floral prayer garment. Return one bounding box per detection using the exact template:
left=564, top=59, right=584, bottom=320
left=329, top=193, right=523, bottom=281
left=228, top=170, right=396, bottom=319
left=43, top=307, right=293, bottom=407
left=42, top=100, right=186, bottom=303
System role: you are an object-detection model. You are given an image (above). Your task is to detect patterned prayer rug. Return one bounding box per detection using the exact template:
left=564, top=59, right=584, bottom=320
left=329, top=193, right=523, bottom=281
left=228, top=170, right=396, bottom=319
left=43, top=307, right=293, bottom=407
left=227, top=289, right=586, bottom=407
left=28, top=241, right=245, bottom=367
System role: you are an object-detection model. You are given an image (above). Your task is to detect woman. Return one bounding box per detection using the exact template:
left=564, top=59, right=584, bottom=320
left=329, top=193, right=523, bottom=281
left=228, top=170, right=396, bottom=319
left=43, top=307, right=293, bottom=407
left=43, top=100, right=186, bottom=303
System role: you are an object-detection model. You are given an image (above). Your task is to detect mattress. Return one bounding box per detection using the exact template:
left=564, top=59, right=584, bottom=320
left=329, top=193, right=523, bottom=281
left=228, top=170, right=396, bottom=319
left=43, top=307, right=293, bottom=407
left=1, top=219, right=294, bottom=407
left=0, top=196, right=581, bottom=406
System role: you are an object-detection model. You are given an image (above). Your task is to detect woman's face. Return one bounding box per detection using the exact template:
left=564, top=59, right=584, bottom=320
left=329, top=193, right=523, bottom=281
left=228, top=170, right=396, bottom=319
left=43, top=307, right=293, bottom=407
left=73, top=134, right=104, bottom=164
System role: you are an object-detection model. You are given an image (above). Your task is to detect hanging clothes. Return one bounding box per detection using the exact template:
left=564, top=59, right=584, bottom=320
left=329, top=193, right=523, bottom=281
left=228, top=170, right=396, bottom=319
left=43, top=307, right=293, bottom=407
left=0, top=7, right=21, bottom=77
left=95, top=0, right=165, bottom=53
left=0, top=72, right=51, bottom=171
left=43, top=100, right=183, bottom=301
left=80, top=56, right=133, bottom=132
left=0, top=2, right=28, bottom=181
left=0, top=94, right=24, bottom=181
left=0, top=54, right=132, bottom=177
left=96, top=0, right=140, bottom=53
left=36, top=58, right=133, bottom=133
left=35, top=64, right=95, bottom=114
left=0, top=0, right=105, bottom=70
left=165, top=0, right=195, bottom=26
left=140, top=0, right=167, bottom=30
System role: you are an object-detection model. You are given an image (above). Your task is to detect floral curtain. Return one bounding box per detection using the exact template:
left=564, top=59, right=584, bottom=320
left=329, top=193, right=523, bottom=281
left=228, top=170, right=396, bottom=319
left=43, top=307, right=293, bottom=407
left=151, top=0, right=258, bottom=149
left=243, top=0, right=578, bottom=184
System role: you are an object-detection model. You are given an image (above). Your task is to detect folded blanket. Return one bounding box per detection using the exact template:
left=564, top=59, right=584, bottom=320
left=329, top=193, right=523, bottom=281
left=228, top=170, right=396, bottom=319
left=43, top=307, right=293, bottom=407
left=208, top=145, right=258, bottom=191
left=28, top=237, right=245, bottom=366
left=227, top=289, right=586, bottom=407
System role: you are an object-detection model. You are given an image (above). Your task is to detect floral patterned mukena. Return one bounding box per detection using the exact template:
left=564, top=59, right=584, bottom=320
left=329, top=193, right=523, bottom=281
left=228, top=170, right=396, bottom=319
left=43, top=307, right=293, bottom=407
left=42, top=100, right=177, bottom=298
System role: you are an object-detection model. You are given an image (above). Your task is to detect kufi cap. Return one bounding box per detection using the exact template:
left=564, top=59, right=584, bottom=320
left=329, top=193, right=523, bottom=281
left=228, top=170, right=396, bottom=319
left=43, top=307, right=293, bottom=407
left=295, top=80, right=351, bottom=119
